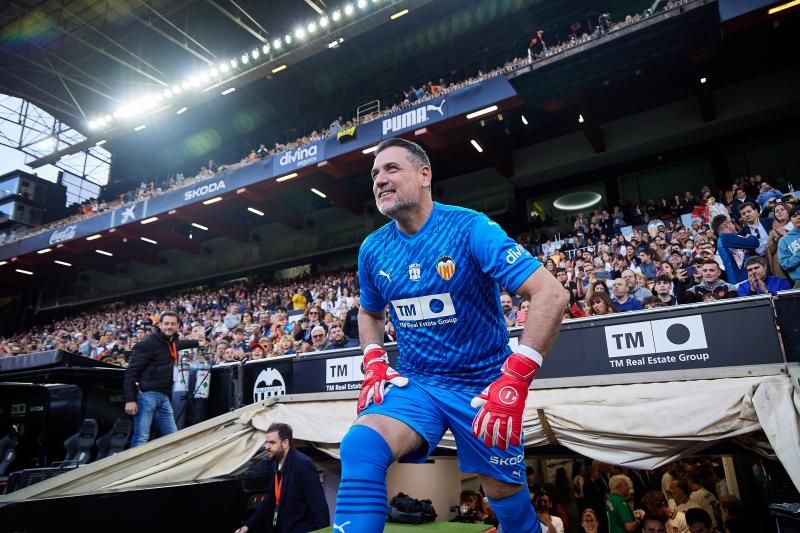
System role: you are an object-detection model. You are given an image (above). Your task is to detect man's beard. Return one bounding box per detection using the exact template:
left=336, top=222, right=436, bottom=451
left=377, top=193, right=416, bottom=219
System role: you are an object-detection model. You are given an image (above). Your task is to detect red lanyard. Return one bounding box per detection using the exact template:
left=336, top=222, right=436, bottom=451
left=274, top=473, right=282, bottom=506
left=168, top=341, right=177, bottom=363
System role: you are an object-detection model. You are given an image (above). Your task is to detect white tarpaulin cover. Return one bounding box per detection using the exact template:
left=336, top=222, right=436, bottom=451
left=2, top=374, right=798, bottom=502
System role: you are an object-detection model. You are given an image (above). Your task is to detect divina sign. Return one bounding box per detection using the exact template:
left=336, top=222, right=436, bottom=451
left=49, top=225, right=78, bottom=245
left=279, top=145, right=318, bottom=166
left=184, top=180, right=226, bottom=201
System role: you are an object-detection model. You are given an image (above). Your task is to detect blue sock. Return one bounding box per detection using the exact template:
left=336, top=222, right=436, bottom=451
left=333, top=425, right=394, bottom=532
left=488, top=487, right=541, bottom=533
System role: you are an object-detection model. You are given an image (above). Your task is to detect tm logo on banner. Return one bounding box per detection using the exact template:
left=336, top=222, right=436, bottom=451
left=604, top=315, right=708, bottom=358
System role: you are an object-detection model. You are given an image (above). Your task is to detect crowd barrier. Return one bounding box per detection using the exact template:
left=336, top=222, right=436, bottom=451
left=236, top=293, right=796, bottom=405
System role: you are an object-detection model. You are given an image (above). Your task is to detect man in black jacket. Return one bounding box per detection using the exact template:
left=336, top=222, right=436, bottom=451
left=124, top=311, right=199, bottom=447
left=236, top=423, right=329, bottom=533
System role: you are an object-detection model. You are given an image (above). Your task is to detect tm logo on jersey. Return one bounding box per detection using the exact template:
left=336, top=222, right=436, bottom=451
left=391, top=293, right=457, bottom=328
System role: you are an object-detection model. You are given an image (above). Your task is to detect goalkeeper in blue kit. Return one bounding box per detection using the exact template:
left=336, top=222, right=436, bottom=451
left=332, top=138, right=569, bottom=532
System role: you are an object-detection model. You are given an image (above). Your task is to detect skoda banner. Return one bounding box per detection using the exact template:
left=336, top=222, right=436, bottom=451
left=272, top=140, right=325, bottom=174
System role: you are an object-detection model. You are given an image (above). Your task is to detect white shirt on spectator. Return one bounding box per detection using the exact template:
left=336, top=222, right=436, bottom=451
left=540, top=516, right=565, bottom=533
left=689, top=487, right=719, bottom=527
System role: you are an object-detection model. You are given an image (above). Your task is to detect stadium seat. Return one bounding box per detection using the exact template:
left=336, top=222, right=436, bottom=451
left=95, top=418, right=132, bottom=460
left=57, top=419, right=98, bottom=467
left=0, top=425, right=20, bottom=476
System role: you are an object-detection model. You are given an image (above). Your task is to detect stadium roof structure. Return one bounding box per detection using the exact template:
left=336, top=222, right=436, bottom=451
left=1, top=0, right=799, bottom=306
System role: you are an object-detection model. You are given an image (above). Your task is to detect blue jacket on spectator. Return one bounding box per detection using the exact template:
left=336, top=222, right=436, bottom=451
left=717, top=233, right=759, bottom=284
left=614, top=297, right=643, bottom=312
left=778, top=227, right=800, bottom=282
left=736, top=275, right=791, bottom=296
left=756, top=189, right=783, bottom=208
left=640, top=262, right=657, bottom=281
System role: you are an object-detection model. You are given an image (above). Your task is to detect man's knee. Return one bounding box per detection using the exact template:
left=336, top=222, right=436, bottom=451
left=480, top=474, right=526, bottom=500
left=355, top=414, right=424, bottom=461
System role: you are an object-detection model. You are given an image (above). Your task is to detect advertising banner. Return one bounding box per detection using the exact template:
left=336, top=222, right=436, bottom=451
left=272, top=140, right=325, bottom=174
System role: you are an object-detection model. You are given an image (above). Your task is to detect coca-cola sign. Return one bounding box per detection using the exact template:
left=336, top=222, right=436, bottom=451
left=49, top=225, right=78, bottom=245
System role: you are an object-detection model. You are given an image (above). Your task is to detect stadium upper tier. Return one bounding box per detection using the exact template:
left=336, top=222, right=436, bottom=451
left=0, top=0, right=702, bottom=254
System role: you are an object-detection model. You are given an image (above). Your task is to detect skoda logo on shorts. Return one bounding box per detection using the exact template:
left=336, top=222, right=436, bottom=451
left=498, top=386, right=518, bottom=405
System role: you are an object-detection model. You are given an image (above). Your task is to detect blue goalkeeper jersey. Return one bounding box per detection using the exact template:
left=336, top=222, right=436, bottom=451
left=358, top=202, right=542, bottom=390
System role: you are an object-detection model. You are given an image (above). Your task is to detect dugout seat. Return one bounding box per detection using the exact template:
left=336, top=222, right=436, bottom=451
left=0, top=425, right=20, bottom=476
left=95, top=418, right=132, bottom=460
left=57, top=418, right=98, bottom=466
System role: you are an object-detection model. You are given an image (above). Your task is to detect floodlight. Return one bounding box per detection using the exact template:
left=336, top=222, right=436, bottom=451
left=295, top=27, right=306, bottom=39
left=332, top=10, right=341, bottom=20
left=199, top=71, right=210, bottom=82
left=262, top=44, right=270, bottom=54
left=163, top=89, right=173, bottom=98
left=220, top=63, right=229, bottom=73
left=103, top=115, right=112, bottom=123
left=358, top=0, right=367, bottom=9
left=88, top=120, right=99, bottom=130
left=273, top=38, right=282, bottom=49
left=209, top=67, right=218, bottom=77
left=181, top=81, right=190, bottom=90
left=345, top=4, right=354, bottom=16
left=230, top=58, right=238, bottom=68
left=241, top=54, right=249, bottom=64
left=320, top=16, right=329, bottom=27
left=284, top=34, right=292, bottom=44
left=251, top=48, right=259, bottom=59
left=172, top=85, right=182, bottom=94
left=308, top=22, right=317, bottom=33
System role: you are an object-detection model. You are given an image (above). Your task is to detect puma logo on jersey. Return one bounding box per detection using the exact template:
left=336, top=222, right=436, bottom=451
left=333, top=522, right=351, bottom=532
left=379, top=270, right=392, bottom=282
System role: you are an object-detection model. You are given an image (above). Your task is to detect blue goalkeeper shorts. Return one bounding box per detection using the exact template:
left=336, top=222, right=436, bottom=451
left=360, top=378, right=527, bottom=485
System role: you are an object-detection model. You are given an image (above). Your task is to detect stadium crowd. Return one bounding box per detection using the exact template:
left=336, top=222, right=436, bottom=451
left=0, top=0, right=693, bottom=246
left=1, top=172, right=799, bottom=366
left=537, top=456, right=748, bottom=533
left=454, top=455, right=748, bottom=533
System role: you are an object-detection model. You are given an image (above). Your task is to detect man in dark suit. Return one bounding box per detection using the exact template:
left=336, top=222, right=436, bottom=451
left=236, top=423, right=329, bottom=533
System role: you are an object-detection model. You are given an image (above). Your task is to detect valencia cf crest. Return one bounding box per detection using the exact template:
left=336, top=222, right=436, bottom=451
left=408, top=263, right=421, bottom=282
left=436, top=256, right=456, bottom=281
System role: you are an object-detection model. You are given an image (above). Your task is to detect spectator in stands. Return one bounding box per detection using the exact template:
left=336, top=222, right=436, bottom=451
left=639, top=249, right=658, bottom=280
left=668, top=479, right=697, bottom=514
left=684, top=509, right=713, bottom=533
left=309, top=325, right=327, bottom=352
left=712, top=215, right=759, bottom=284
left=607, top=475, right=638, bottom=533
left=641, top=490, right=689, bottom=533
left=270, top=335, right=294, bottom=357
left=778, top=205, right=800, bottom=287
left=291, top=286, right=307, bottom=311
left=535, top=491, right=565, bottom=533
left=124, top=311, right=201, bottom=447
left=736, top=256, right=791, bottom=296
left=514, top=298, right=530, bottom=327
left=719, top=495, right=745, bottom=533
left=653, top=274, right=678, bottom=306
left=500, top=291, right=517, bottom=326
left=223, top=303, right=241, bottom=331
left=737, top=202, right=770, bottom=256
left=767, top=201, right=792, bottom=279
left=730, top=188, right=752, bottom=222
left=685, top=474, right=718, bottom=529
left=611, top=277, right=643, bottom=312
left=756, top=182, right=783, bottom=209
left=641, top=517, right=667, bottom=533
left=323, top=324, right=358, bottom=350
left=622, top=269, right=653, bottom=300
left=580, top=509, right=600, bottom=533
left=587, top=291, right=616, bottom=316
left=686, top=260, right=736, bottom=301
left=231, top=328, right=250, bottom=353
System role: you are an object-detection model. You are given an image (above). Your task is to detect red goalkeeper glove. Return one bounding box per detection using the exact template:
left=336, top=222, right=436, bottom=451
left=470, top=349, right=542, bottom=449
left=357, top=344, right=408, bottom=414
